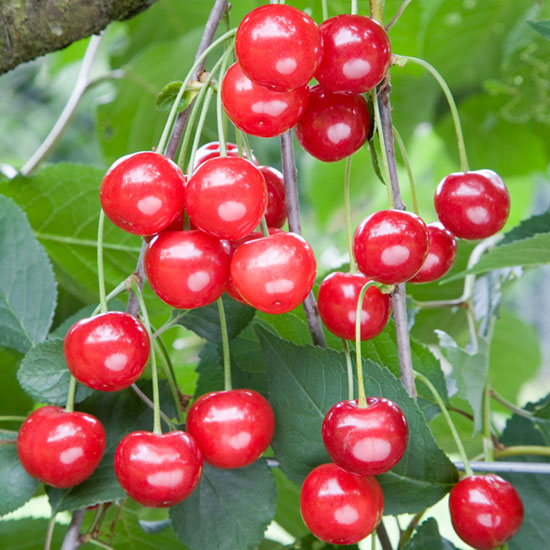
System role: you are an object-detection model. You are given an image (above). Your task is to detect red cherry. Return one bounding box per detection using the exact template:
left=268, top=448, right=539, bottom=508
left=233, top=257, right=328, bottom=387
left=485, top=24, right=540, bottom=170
left=17, top=406, right=106, bottom=488
left=295, top=85, right=370, bottom=162
left=145, top=230, right=231, bottom=309
left=322, top=398, right=408, bottom=476
left=64, top=312, right=150, bottom=392
left=235, top=4, right=322, bottom=92
left=221, top=63, right=310, bottom=138
left=316, top=15, right=391, bottom=94
left=353, top=209, right=429, bottom=284
left=410, top=222, right=457, bottom=283
left=300, top=463, right=384, bottom=545
left=99, top=151, right=185, bottom=236
left=186, top=389, right=275, bottom=469
left=260, top=166, right=287, bottom=228
left=185, top=157, right=267, bottom=241
left=434, top=170, right=510, bottom=240
left=230, top=231, right=316, bottom=314
left=114, top=431, right=203, bottom=508
left=193, top=141, right=258, bottom=170
left=449, top=474, right=524, bottom=549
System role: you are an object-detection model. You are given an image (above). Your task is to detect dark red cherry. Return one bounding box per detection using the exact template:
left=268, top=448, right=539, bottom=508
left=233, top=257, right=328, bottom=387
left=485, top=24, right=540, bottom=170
left=434, top=170, right=510, bottom=240
left=99, top=151, right=185, bottom=236
left=235, top=4, right=322, bottom=92
left=260, top=166, right=287, bottom=228
left=353, top=209, right=429, bottom=284
left=295, top=85, right=370, bottom=162
left=300, top=463, right=384, bottom=545
left=221, top=63, right=310, bottom=138
left=449, top=474, right=524, bottom=549
left=17, top=406, right=106, bottom=488
left=193, top=141, right=258, bottom=170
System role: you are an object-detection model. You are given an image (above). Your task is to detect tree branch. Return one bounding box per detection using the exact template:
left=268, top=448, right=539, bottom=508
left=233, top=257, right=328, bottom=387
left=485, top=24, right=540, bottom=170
left=60, top=509, right=85, bottom=550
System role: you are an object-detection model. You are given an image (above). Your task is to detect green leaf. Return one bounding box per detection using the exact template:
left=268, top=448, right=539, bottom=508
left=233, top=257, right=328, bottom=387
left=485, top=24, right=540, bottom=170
left=500, top=210, right=550, bottom=245
left=528, top=20, right=550, bottom=39
left=278, top=533, right=359, bottom=549
left=403, top=518, right=459, bottom=550
left=0, top=347, right=33, bottom=425
left=156, top=80, right=200, bottom=113
left=170, top=461, right=277, bottom=550
left=0, top=519, right=65, bottom=549
left=0, top=195, right=57, bottom=352
left=272, top=468, right=307, bottom=538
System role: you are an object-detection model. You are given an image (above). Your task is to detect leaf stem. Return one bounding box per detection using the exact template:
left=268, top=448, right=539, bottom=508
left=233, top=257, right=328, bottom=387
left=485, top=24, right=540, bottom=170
left=483, top=384, right=494, bottom=461
left=344, top=155, right=357, bottom=273
left=45, top=514, right=57, bottom=550
left=217, top=299, right=232, bottom=391
left=489, top=388, right=535, bottom=419
left=392, top=127, right=418, bottom=215
left=97, top=209, right=107, bottom=313
left=371, top=90, right=394, bottom=209
left=386, top=0, right=412, bottom=31
left=343, top=340, right=355, bottom=401
left=355, top=282, right=375, bottom=408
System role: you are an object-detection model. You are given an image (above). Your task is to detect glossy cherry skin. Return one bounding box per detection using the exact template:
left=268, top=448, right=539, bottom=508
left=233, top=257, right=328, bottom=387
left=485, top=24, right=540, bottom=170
left=434, top=170, right=510, bottom=240
left=353, top=210, right=429, bottom=284
left=260, top=166, right=287, bottom=228
left=17, top=406, right=106, bottom=488
left=235, top=4, right=322, bottom=92
left=295, top=85, right=370, bottom=162
left=100, top=151, right=186, bottom=236
left=316, top=15, right=391, bottom=94
left=230, top=231, right=316, bottom=314
left=145, top=230, right=231, bottom=309
left=449, top=474, right=524, bottom=549
left=410, top=222, right=457, bottom=283
left=193, top=141, right=257, bottom=170
left=317, top=272, right=391, bottom=341
left=64, top=312, right=150, bottom=392
left=114, top=431, right=203, bottom=508
left=221, top=63, right=310, bottom=138
left=322, top=398, right=409, bottom=476
left=186, top=389, right=275, bottom=469
left=300, top=463, right=384, bottom=545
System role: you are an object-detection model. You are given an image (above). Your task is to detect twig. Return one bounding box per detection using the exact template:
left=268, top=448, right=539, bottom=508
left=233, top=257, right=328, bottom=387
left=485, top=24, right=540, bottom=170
left=60, top=509, right=85, bottom=550
left=376, top=521, right=393, bottom=550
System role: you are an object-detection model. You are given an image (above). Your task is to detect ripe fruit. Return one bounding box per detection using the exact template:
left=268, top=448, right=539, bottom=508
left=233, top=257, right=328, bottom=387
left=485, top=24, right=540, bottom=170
left=434, top=170, right=510, bottom=240
left=145, top=230, right=231, bottom=309
left=230, top=231, right=316, bottom=314
left=186, top=389, right=275, bottom=469
left=322, top=398, right=409, bottom=476
left=235, top=4, right=322, bottom=92
left=449, top=474, right=524, bottom=549
left=316, top=15, right=391, bottom=94
left=17, top=406, right=106, bottom=488
left=353, top=209, right=429, bottom=284
left=114, top=431, right=203, bottom=508
left=100, top=151, right=186, bottom=236
left=64, top=312, right=150, bottom=392
left=295, top=85, right=370, bottom=162
left=193, top=141, right=257, bottom=169
left=259, top=166, right=287, bottom=228
left=300, top=463, right=384, bottom=545
left=317, top=272, right=391, bottom=340
left=221, top=63, right=310, bottom=138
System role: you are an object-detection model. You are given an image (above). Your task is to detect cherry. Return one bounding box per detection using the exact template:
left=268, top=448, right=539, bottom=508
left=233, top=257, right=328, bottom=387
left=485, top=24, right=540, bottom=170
left=99, top=151, right=186, bottom=236
left=186, top=389, right=275, bottom=469
left=230, top=231, right=316, bottom=314
left=449, top=474, right=524, bottom=549
left=64, top=312, right=150, bottom=392
left=192, top=141, right=258, bottom=170
left=434, top=170, right=510, bottom=240
left=410, top=222, right=457, bottom=283
left=221, top=63, right=310, bottom=138
left=259, top=166, right=287, bottom=228
left=294, top=85, right=370, bottom=162
left=322, top=398, right=408, bottom=476
left=114, top=430, right=203, bottom=508
left=185, top=157, right=267, bottom=241
left=353, top=209, right=429, bottom=284
left=317, top=272, right=391, bottom=341
left=17, top=406, right=106, bottom=488
left=144, top=230, right=231, bottom=309
left=300, top=463, right=384, bottom=545
left=235, top=4, right=322, bottom=92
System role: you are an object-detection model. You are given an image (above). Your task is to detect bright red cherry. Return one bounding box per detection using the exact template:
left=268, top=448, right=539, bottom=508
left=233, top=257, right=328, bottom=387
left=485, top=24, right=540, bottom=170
left=235, top=4, right=322, bottom=92
left=17, top=406, right=106, bottom=488
left=300, top=463, right=384, bottom=545
left=114, top=431, right=203, bottom=508
left=260, top=166, right=287, bottom=228
left=145, top=230, right=231, bottom=309
left=434, top=170, right=510, bottom=240
left=193, top=141, right=257, bottom=170
left=410, top=222, right=457, bottom=283
left=221, top=63, right=310, bottom=138
left=186, top=389, right=275, bottom=469
left=295, top=85, right=370, bottom=162
left=64, top=312, right=150, bottom=392
left=353, top=210, right=429, bottom=284
left=322, top=398, right=408, bottom=476
left=315, top=15, right=391, bottom=94
left=449, top=475, right=524, bottom=549
left=317, top=272, right=391, bottom=341
left=230, top=231, right=316, bottom=314
left=100, top=151, right=186, bottom=236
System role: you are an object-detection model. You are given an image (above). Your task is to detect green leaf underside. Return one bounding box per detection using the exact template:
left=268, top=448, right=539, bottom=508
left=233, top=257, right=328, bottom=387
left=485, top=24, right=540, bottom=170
left=0, top=519, right=66, bottom=550
left=528, top=20, right=550, bottom=38
left=403, top=518, right=460, bottom=550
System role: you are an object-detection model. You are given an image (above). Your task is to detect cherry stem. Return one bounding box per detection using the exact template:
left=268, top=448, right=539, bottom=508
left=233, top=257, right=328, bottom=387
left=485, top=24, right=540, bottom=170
left=45, top=513, right=57, bottom=550
left=154, top=339, right=185, bottom=423
left=398, top=509, right=426, bottom=548
left=489, top=388, right=536, bottom=419
left=344, top=155, right=357, bottom=273
left=130, top=384, right=177, bottom=431
left=392, top=126, right=419, bottom=215
left=96, top=209, right=108, bottom=314
left=465, top=301, right=479, bottom=352
left=355, top=282, right=376, bottom=408
left=217, top=298, right=232, bottom=391
left=151, top=311, right=189, bottom=339
left=65, top=375, right=77, bottom=413
left=369, top=0, right=385, bottom=25
left=321, top=0, right=328, bottom=20
left=483, top=384, right=494, bottom=462
left=0, top=416, right=26, bottom=422
left=87, top=503, right=107, bottom=537
left=386, top=0, right=412, bottom=31
left=494, top=445, right=550, bottom=459
left=351, top=0, right=358, bottom=16
left=236, top=128, right=244, bottom=157
left=342, top=340, right=355, bottom=401
left=91, top=280, right=128, bottom=317
left=216, top=46, right=234, bottom=158
left=187, top=87, right=215, bottom=174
